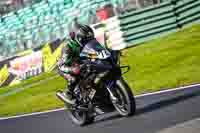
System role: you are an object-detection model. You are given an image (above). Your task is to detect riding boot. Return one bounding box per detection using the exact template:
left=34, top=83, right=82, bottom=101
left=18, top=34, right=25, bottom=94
left=64, top=83, right=76, bottom=104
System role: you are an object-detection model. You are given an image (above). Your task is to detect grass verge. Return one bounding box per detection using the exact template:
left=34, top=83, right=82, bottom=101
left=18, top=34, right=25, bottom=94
left=0, top=24, right=200, bottom=117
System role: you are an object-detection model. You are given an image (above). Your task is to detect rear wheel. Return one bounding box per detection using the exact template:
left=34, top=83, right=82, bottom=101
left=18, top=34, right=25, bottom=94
left=112, top=78, right=136, bottom=116
left=66, top=105, right=94, bottom=126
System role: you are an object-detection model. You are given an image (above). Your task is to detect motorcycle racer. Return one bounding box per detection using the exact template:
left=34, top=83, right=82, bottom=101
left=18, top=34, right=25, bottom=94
left=58, top=22, right=113, bottom=104
left=57, top=33, right=81, bottom=104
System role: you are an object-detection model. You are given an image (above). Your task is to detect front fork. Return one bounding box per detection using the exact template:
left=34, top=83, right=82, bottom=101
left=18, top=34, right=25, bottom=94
left=106, top=81, right=118, bottom=104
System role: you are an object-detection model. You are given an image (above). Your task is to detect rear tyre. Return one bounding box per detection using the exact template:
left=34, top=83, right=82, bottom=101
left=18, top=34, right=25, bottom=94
left=66, top=105, right=94, bottom=126
left=113, top=77, right=136, bottom=116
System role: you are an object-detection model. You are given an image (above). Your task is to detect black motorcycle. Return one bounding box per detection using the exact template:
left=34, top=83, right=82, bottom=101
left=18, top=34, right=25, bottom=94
left=56, top=50, right=136, bottom=126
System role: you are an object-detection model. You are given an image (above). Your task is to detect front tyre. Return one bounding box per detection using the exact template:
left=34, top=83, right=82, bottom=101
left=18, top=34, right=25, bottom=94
left=113, top=78, right=136, bottom=116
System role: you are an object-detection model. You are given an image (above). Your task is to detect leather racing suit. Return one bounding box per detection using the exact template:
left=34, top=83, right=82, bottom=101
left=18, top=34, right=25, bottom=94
left=57, top=38, right=81, bottom=94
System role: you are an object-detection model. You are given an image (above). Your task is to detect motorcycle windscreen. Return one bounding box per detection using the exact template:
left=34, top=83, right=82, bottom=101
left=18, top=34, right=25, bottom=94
left=80, top=39, right=111, bottom=60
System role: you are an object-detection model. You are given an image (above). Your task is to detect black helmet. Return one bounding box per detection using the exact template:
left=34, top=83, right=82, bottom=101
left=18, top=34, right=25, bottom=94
left=75, top=24, right=95, bottom=46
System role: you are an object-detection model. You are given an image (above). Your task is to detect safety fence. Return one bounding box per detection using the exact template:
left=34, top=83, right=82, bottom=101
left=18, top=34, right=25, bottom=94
left=119, top=0, right=200, bottom=47
left=175, top=0, right=200, bottom=27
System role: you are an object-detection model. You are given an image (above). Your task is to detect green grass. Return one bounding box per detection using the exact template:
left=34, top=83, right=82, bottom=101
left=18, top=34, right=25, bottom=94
left=122, top=24, right=200, bottom=94
left=0, top=73, right=66, bottom=116
left=0, top=23, right=200, bottom=117
left=0, top=71, right=57, bottom=96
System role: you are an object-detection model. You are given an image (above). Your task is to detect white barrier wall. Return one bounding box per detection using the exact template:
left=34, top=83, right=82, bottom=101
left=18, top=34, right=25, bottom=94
left=91, top=16, right=127, bottom=50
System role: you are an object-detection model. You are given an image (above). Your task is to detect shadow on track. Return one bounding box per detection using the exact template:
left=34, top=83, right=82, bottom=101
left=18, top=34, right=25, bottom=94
left=136, top=89, right=200, bottom=115
left=87, top=89, right=200, bottom=126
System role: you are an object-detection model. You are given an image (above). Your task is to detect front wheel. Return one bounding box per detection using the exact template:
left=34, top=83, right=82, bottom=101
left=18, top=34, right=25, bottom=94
left=112, top=78, right=136, bottom=116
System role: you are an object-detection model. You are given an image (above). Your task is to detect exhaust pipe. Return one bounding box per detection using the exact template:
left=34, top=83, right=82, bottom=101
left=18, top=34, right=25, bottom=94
left=56, top=91, right=89, bottom=111
left=56, top=91, right=75, bottom=105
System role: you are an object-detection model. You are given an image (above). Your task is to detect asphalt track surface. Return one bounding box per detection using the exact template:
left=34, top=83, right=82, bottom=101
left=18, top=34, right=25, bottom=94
left=1, top=85, right=200, bottom=133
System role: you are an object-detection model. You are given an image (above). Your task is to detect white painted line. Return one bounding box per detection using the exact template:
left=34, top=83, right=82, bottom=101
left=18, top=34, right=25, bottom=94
left=0, top=83, right=200, bottom=121
left=0, top=108, right=65, bottom=121
left=0, top=75, right=59, bottom=99
left=135, top=83, right=200, bottom=98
